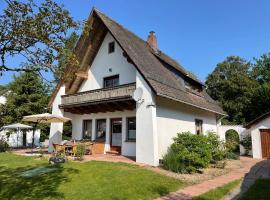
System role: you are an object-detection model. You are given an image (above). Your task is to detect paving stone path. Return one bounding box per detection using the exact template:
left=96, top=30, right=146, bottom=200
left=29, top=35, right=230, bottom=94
left=156, top=157, right=264, bottom=200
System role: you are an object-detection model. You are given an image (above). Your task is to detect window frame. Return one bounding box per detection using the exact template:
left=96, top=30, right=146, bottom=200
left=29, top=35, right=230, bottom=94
left=108, top=41, right=115, bottom=54
left=95, top=119, right=107, bottom=141
left=126, top=117, right=136, bottom=142
left=195, top=119, right=203, bottom=135
left=103, top=74, right=119, bottom=88
left=82, top=119, right=93, bottom=140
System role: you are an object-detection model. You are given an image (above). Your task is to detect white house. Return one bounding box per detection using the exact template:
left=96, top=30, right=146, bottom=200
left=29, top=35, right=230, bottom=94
left=245, top=111, right=270, bottom=159
left=49, top=8, right=226, bottom=166
left=0, top=93, right=7, bottom=105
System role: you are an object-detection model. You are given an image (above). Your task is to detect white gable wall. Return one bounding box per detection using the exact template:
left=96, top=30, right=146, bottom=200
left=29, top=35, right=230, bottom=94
left=248, top=117, right=270, bottom=159
left=79, top=33, right=136, bottom=92
left=0, top=95, right=6, bottom=105
left=156, top=97, right=218, bottom=159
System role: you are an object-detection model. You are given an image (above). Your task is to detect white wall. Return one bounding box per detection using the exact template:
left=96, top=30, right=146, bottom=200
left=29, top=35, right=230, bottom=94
left=65, top=110, right=136, bottom=157
left=156, top=97, right=218, bottom=159
left=249, top=117, right=270, bottom=159
left=79, top=33, right=136, bottom=92
left=135, top=72, right=159, bottom=166
left=49, top=85, right=65, bottom=152
left=0, top=95, right=6, bottom=105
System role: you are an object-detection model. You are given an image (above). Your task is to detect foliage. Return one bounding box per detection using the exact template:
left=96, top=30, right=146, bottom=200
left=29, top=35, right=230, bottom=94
left=0, top=0, right=79, bottom=79
left=192, top=179, right=241, bottom=200
left=0, top=138, right=9, bottom=152
left=55, top=31, right=79, bottom=82
left=225, top=130, right=240, bottom=153
left=0, top=153, right=185, bottom=200
left=206, top=56, right=257, bottom=124
left=163, top=132, right=213, bottom=173
left=0, top=72, right=50, bottom=139
left=206, top=53, right=270, bottom=125
left=207, top=132, right=226, bottom=162
left=62, top=121, right=72, bottom=140
left=240, top=134, right=252, bottom=155
left=74, top=143, right=86, bottom=160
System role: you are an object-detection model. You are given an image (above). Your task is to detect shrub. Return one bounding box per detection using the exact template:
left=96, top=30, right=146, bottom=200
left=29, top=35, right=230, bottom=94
left=0, top=138, right=9, bottom=152
left=75, top=144, right=86, bottom=161
left=241, top=134, right=252, bottom=155
left=207, top=132, right=226, bottom=162
left=225, top=130, right=240, bottom=153
left=163, top=132, right=212, bottom=173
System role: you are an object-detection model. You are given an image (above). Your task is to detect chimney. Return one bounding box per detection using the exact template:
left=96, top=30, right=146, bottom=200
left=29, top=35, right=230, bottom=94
left=147, top=31, right=158, bottom=52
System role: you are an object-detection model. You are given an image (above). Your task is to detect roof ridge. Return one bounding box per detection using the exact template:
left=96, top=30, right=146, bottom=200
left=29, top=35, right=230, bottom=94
left=94, top=9, right=204, bottom=85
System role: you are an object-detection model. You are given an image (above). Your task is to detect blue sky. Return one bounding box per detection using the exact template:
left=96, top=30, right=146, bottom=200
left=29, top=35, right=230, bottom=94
left=1, top=0, right=270, bottom=85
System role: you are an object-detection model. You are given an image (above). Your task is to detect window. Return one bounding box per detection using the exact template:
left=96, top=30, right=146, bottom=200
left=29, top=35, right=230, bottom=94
left=103, top=75, right=119, bottom=88
left=195, top=119, right=203, bottom=135
left=127, top=117, right=136, bottom=141
left=82, top=120, right=92, bottom=139
left=108, top=41, right=115, bottom=53
left=96, top=119, right=106, bottom=141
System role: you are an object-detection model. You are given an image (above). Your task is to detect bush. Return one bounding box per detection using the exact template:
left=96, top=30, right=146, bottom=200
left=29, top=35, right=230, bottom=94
left=241, top=134, right=252, bottom=155
left=225, top=130, right=240, bottom=153
left=207, top=132, right=226, bottom=162
left=226, top=151, right=239, bottom=160
left=75, top=144, right=86, bottom=160
left=0, top=138, right=9, bottom=152
left=163, top=132, right=212, bottom=173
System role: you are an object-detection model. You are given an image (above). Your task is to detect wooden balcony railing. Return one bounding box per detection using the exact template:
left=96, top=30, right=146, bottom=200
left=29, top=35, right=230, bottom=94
left=60, top=83, right=136, bottom=107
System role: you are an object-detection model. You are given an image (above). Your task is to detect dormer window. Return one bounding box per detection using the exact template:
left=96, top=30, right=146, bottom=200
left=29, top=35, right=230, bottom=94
left=104, top=75, right=119, bottom=88
left=108, top=41, right=115, bottom=54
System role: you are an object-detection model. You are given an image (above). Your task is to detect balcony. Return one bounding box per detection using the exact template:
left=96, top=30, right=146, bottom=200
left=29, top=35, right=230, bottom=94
left=59, top=83, right=136, bottom=114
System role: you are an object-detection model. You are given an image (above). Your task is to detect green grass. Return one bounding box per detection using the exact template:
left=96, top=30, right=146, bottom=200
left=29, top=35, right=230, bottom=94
left=239, top=179, right=270, bottom=200
left=0, top=152, right=186, bottom=200
left=192, top=179, right=241, bottom=200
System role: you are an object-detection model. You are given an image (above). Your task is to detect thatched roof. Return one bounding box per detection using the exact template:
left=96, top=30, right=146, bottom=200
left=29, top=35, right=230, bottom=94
left=49, top=8, right=225, bottom=115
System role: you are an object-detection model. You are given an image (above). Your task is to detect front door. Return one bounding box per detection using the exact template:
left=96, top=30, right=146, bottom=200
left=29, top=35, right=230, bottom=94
left=260, top=129, right=270, bottom=158
left=110, top=118, right=122, bottom=153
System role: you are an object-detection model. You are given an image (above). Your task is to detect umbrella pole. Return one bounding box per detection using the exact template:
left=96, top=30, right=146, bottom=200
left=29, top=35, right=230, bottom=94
left=32, top=122, right=38, bottom=148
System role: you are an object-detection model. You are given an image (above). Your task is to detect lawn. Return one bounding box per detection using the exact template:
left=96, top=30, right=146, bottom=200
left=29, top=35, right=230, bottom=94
left=192, top=179, right=241, bottom=200
left=0, top=152, right=186, bottom=200
left=239, top=179, right=270, bottom=200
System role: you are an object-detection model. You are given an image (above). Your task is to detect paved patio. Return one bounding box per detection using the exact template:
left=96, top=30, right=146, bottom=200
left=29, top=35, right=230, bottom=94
left=12, top=148, right=138, bottom=165
left=156, top=157, right=263, bottom=200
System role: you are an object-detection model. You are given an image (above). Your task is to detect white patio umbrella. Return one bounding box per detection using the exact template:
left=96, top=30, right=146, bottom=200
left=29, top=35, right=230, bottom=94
left=22, top=113, right=71, bottom=147
left=2, top=123, right=33, bottom=147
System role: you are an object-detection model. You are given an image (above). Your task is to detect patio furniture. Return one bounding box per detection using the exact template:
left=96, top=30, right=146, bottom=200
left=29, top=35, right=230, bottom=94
left=53, top=143, right=66, bottom=155
left=84, top=142, right=94, bottom=155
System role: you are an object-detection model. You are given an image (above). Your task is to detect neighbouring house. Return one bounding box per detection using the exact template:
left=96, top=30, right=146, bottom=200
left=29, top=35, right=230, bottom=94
left=245, top=111, right=270, bottom=159
left=0, top=128, right=40, bottom=148
left=0, top=92, right=7, bottom=105
left=48, top=8, right=226, bottom=166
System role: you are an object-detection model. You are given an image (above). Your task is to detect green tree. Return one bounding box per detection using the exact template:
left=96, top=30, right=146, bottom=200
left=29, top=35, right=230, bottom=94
left=0, top=0, right=79, bottom=78
left=54, top=31, right=79, bottom=82
left=206, top=56, right=258, bottom=124
left=0, top=72, right=50, bottom=139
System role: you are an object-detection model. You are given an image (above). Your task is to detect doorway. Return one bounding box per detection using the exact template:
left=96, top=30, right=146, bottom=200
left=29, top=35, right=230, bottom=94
left=260, top=129, right=270, bottom=158
left=110, top=118, right=122, bottom=153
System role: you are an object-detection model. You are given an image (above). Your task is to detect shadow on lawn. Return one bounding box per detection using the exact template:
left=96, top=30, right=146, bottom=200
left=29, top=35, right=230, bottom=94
left=0, top=164, right=79, bottom=200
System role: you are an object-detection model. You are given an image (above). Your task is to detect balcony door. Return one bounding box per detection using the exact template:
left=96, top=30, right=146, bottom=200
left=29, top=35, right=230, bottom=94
left=110, top=118, right=122, bottom=153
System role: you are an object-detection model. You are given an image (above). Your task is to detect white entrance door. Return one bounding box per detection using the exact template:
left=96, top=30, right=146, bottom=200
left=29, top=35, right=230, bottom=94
left=111, top=119, right=122, bottom=152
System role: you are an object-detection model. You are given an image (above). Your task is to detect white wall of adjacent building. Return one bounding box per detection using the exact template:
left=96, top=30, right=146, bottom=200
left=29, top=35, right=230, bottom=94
left=156, top=97, right=218, bottom=159
left=49, top=85, right=65, bottom=152
left=248, top=117, right=270, bottom=159
left=79, top=33, right=136, bottom=92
